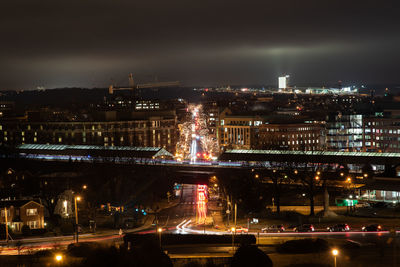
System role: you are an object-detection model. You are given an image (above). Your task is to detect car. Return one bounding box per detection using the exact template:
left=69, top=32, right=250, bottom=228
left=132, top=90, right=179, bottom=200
left=356, top=202, right=371, bottom=208
left=228, top=226, right=248, bottom=233
left=362, top=224, right=383, bottom=232
left=261, top=224, right=285, bottom=233
left=327, top=224, right=350, bottom=232
left=371, top=202, right=388, bottom=208
left=293, top=224, right=315, bottom=232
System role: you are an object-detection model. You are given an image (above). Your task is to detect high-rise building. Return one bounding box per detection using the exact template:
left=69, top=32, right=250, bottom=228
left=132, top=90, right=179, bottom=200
left=278, top=75, right=290, bottom=90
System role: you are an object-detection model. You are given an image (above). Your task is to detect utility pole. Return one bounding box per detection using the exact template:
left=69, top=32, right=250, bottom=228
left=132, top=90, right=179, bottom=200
left=234, top=203, right=237, bottom=229
left=74, top=196, right=81, bottom=243
left=4, top=207, right=8, bottom=243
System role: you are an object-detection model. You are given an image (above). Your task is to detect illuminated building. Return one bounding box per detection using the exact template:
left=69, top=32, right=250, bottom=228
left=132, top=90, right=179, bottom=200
left=0, top=111, right=178, bottom=153
left=0, top=200, right=45, bottom=232
left=256, top=122, right=325, bottom=151
left=218, top=108, right=263, bottom=150
left=278, top=75, right=290, bottom=91
left=326, top=114, right=363, bottom=151
left=363, top=117, right=400, bottom=152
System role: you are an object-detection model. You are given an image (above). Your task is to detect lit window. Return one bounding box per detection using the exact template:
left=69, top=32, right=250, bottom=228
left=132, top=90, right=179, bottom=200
left=26, top=209, right=38, bottom=216
left=58, top=137, right=62, bottom=143
left=27, top=221, right=39, bottom=229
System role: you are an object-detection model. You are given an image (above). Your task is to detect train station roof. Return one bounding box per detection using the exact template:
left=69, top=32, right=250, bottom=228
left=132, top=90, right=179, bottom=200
left=17, top=144, right=173, bottom=159
left=219, top=149, right=400, bottom=165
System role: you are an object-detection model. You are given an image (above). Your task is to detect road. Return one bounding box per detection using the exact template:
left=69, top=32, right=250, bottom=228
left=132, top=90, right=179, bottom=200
left=158, top=184, right=198, bottom=233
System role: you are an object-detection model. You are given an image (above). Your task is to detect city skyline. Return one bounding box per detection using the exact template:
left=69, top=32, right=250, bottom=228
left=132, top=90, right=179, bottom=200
left=1, top=0, right=400, bottom=89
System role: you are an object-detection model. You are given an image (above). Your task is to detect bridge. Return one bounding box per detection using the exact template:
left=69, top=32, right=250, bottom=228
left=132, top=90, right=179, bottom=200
left=3, top=144, right=400, bottom=176
left=219, top=149, right=400, bottom=166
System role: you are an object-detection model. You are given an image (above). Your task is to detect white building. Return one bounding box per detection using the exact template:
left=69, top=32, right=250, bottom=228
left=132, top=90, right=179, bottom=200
left=278, top=75, right=290, bottom=90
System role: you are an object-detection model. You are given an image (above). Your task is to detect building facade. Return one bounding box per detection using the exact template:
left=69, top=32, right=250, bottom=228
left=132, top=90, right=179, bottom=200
left=0, top=113, right=178, bottom=154
left=326, top=114, right=363, bottom=151
left=363, top=117, right=400, bottom=152
left=256, top=123, right=325, bottom=151
left=0, top=200, right=45, bottom=232
left=218, top=108, right=263, bottom=149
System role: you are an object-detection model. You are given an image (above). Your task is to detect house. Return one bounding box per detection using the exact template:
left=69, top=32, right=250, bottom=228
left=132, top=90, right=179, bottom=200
left=0, top=200, right=45, bottom=232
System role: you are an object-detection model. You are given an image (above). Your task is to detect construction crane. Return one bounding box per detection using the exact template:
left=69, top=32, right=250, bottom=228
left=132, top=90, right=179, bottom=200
left=109, top=73, right=180, bottom=96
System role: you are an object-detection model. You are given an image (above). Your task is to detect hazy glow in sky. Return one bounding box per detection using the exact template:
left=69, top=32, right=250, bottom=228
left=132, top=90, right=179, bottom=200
left=1, top=0, right=399, bottom=89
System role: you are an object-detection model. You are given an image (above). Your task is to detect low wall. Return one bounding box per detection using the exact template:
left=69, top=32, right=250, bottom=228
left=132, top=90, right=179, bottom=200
left=269, top=205, right=348, bottom=215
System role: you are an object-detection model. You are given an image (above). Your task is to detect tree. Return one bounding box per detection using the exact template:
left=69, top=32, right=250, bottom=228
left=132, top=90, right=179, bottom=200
left=39, top=176, right=66, bottom=222
left=295, top=164, right=321, bottom=216
left=268, top=167, right=291, bottom=215
left=231, top=245, right=273, bottom=267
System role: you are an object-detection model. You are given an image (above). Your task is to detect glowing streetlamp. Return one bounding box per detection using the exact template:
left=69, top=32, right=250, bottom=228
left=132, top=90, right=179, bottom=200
left=332, top=249, right=339, bottom=267
left=82, top=185, right=87, bottom=190
left=158, top=227, right=163, bottom=247
left=231, top=227, right=236, bottom=252
left=74, top=196, right=81, bottom=243
left=55, top=254, right=63, bottom=264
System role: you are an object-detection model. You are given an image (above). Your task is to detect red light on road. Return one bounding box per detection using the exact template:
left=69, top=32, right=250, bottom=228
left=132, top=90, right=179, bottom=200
left=196, top=153, right=200, bottom=157
left=197, top=185, right=208, bottom=221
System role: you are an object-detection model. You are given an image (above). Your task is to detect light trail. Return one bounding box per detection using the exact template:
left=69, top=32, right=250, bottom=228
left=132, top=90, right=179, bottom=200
left=197, top=185, right=208, bottom=223
left=176, top=219, right=187, bottom=231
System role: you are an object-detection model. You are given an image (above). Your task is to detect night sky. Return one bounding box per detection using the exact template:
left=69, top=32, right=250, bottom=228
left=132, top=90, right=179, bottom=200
left=1, top=0, right=399, bottom=89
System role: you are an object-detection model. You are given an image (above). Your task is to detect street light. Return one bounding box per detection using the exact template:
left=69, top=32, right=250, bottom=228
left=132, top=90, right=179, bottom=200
left=74, top=196, right=81, bottom=243
left=332, top=249, right=339, bottom=267
left=158, top=227, right=163, bottom=248
left=55, top=254, right=63, bottom=264
left=231, top=227, right=236, bottom=252
left=82, top=185, right=87, bottom=190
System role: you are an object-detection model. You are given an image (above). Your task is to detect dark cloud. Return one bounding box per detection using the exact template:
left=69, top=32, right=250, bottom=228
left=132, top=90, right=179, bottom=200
left=1, top=0, right=400, bottom=89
